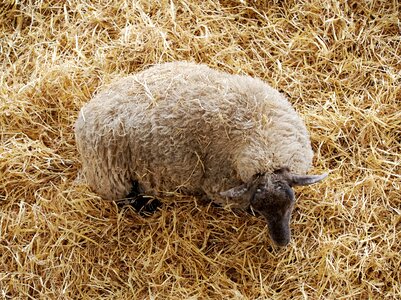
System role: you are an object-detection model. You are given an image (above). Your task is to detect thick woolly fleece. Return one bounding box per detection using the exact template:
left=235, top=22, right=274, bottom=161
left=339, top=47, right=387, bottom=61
left=74, top=62, right=314, bottom=207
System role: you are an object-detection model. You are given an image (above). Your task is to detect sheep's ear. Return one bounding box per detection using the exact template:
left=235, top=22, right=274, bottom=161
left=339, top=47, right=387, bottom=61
left=220, top=184, right=248, bottom=198
left=289, top=173, right=328, bottom=186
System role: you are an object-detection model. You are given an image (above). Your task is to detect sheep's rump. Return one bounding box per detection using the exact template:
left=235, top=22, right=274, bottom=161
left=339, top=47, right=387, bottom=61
left=75, top=62, right=313, bottom=200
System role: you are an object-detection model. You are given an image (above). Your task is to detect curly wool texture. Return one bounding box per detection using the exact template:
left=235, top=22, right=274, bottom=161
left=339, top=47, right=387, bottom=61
left=75, top=62, right=314, bottom=205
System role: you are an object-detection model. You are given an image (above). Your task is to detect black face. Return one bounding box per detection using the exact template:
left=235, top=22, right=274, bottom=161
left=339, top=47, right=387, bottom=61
left=220, top=168, right=327, bottom=247
left=250, top=179, right=295, bottom=246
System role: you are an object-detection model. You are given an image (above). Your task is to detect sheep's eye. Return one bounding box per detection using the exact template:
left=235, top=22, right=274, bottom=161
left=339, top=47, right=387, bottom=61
left=256, top=188, right=262, bottom=193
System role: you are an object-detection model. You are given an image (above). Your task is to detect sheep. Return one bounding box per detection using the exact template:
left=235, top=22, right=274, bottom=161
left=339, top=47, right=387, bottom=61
left=74, top=61, right=327, bottom=246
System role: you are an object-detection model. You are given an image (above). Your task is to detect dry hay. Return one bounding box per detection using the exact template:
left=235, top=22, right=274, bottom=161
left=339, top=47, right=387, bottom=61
left=0, top=0, right=400, bottom=299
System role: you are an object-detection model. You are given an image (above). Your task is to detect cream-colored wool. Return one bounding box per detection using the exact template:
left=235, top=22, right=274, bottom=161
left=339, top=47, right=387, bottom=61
left=74, top=62, right=313, bottom=206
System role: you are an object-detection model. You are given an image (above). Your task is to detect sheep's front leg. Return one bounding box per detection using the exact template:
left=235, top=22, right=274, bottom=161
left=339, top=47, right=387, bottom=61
left=117, top=180, right=162, bottom=216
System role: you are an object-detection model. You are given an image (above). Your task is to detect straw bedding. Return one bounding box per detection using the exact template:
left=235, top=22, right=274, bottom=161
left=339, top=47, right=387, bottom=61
left=1, top=0, right=400, bottom=299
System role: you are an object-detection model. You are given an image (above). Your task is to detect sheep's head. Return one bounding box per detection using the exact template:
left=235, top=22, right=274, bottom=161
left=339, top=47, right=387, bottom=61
left=220, top=168, right=327, bottom=247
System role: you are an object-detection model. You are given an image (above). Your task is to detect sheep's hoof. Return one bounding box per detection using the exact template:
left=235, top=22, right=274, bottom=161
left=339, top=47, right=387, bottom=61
left=118, top=196, right=162, bottom=216
left=117, top=181, right=162, bottom=216
left=118, top=181, right=162, bottom=216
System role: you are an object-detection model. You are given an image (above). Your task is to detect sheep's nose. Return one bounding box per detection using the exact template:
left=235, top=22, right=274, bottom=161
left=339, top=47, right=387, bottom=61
left=272, top=236, right=290, bottom=247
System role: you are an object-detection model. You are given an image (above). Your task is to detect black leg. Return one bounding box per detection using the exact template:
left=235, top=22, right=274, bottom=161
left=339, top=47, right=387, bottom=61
left=118, top=181, right=162, bottom=216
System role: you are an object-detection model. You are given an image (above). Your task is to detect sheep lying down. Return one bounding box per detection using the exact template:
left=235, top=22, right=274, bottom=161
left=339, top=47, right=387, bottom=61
left=75, top=61, right=327, bottom=246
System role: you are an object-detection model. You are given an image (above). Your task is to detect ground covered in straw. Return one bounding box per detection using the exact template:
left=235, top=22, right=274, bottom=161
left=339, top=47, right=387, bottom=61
left=1, top=0, right=400, bottom=299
